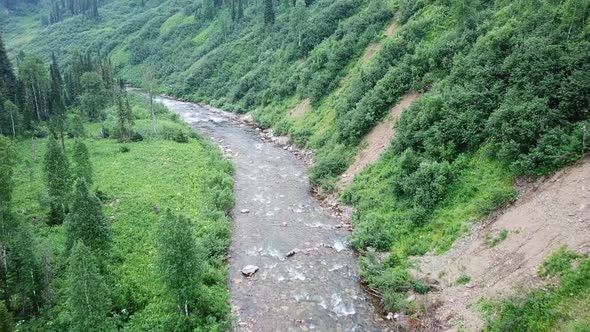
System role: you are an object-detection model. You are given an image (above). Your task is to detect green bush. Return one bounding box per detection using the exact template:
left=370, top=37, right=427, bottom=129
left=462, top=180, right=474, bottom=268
left=483, top=252, right=590, bottom=332
left=309, top=143, right=351, bottom=189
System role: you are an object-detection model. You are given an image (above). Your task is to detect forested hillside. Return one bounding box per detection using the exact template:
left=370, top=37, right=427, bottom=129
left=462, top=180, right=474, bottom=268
left=1, top=0, right=590, bottom=330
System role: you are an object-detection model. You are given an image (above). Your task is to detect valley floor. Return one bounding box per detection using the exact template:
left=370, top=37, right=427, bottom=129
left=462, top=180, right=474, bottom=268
left=157, top=96, right=391, bottom=331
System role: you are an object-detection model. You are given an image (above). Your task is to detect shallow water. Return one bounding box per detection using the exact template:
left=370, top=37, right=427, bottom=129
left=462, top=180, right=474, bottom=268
left=156, top=96, right=389, bottom=331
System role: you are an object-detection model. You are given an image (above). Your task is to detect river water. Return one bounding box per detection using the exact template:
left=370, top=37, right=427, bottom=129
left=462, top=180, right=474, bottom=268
left=156, top=96, right=389, bottom=332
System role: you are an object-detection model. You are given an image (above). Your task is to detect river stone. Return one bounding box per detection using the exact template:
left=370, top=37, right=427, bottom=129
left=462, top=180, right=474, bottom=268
left=241, top=265, right=259, bottom=277
left=240, top=209, right=250, bottom=214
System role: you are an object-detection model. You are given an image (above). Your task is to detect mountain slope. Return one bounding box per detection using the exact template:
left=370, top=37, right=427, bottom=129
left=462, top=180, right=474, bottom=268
left=416, top=157, right=590, bottom=330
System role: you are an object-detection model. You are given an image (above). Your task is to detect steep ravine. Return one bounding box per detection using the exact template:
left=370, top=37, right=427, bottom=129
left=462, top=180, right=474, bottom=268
left=155, top=96, right=391, bottom=331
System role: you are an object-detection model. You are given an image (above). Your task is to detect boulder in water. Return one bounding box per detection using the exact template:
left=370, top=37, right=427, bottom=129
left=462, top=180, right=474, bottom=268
left=241, top=265, right=259, bottom=277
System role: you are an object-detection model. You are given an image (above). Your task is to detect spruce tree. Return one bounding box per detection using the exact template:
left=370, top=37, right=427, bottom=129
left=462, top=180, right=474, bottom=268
left=64, top=180, right=110, bottom=254
left=264, top=0, right=275, bottom=25
left=48, top=53, right=66, bottom=150
left=8, top=223, right=42, bottom=319
left=43, top=136, right=72, bottom=225
left=155, top=210, right=201, bottom=317
left=67, top=242, right=113, bottom=332
left=72, top=140, right=93, bottom=186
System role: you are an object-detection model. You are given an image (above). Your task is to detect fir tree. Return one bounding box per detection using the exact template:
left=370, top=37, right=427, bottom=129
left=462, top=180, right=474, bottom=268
left=64, top=180, right=110, bottom=254
left=72, top=140, right=93, bottom=186
left=156, top=210, right=201, bottom=317
left=43, top=136, right=72, bottom=225
left=67, top=242, right=113, bottom=332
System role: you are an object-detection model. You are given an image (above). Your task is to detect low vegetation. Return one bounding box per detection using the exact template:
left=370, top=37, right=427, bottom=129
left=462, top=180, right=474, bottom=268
left=2, top=87, right=234, bottom=330
left=486, top=230, right=509, bottom=248
left=481, top=247, right=590, bottom=332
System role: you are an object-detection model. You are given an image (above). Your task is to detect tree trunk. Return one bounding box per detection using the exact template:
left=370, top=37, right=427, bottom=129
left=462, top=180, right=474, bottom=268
left=31, top=136, right=37, bottom=161
left=42, top=248, right=53, bottom=305
left=31, top=82, right=41, bottom=121
left=150, top=94, right=157, bottom=135
left=1, top=238, right=10, bottom=311
left=60, top=128, right=65, bottom=152
left=9, top=110, right=15, bottom=137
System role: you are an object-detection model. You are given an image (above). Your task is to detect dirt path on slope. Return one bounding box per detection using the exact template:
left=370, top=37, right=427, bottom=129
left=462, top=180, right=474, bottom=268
left=413, top=157, right=590, bottom=331
left=155, top=96, right=392, bottom=332
left=338, top=92, right=420, bottom=189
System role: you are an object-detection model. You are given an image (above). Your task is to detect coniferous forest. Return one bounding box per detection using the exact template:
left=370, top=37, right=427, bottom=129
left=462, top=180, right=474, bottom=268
left=1, top=0, right=590, bottom=331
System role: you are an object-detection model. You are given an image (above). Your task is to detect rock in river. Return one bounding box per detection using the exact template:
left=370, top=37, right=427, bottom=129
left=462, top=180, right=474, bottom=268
left=241, top=265, right=259, bottom=277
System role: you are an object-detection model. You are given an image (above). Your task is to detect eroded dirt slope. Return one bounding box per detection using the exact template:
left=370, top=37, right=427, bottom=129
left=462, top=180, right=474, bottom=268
left=338, top=91, right=420, bottom=189
left=413, top=157, right=590, bottom=331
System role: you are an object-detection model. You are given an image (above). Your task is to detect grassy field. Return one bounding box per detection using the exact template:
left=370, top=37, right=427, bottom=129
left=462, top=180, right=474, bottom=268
left=11, top=94, right=234, bottom=331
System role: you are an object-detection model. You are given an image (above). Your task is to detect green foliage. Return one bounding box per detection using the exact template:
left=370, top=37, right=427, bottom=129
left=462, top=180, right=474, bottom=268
left=67, top=242, right=114, bottom=332
left=347, top=152, right=514, bottom=311
left=72, top=140, right=93, bottom=185
left=263, top=0, right=274, bottom=25
left=80, top=72, right=110, bottom=124
left=113, top=92, right=134, bottom=142
left=67, top=113, right=86, bottom=138
left=1, top=100, right=21, bottom=137
left=485, top=229, right=508, bottom=248
left=7, top=223, right=43, bottom=320
left=456, top=274, right=471, bottom=285
left=9, top=93, right=233, bottom=330
left=0, top=136, right=17, bottom=208
left=64, top=179, right=111, bottom=255
left=4, top=0, right=590, bottom=326
left=309, top=143, right=351, bottom=191
left=43, top=136, right=72, bottom=225
left=0, top=301, right=14, bottom=332
left=156, top=211, right=201, bottom=318
left=482, top=251, right=590, bottom=332
left=358, top=250, right=415, bottom=312
left=538, top=246, right=581, bottom=278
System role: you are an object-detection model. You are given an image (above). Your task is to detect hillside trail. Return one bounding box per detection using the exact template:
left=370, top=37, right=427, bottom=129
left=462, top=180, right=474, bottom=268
left=156, top=96, right=391, bottom=332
